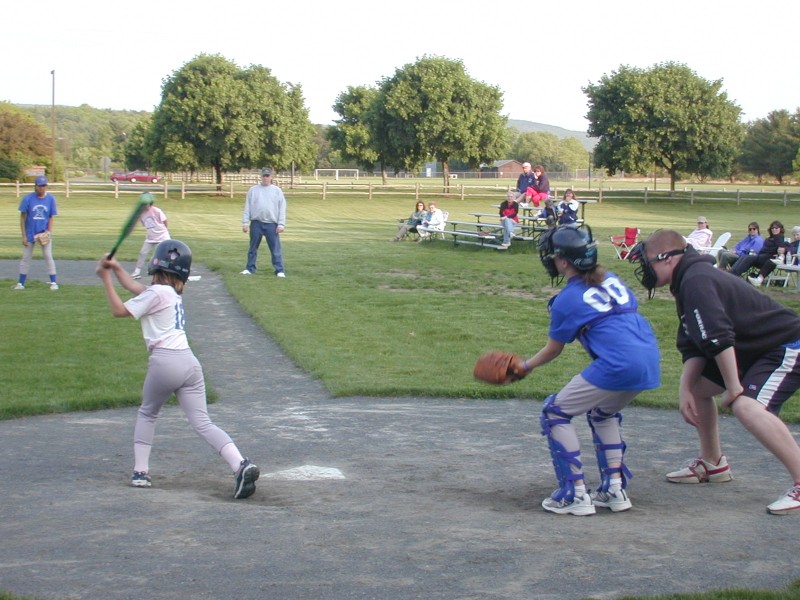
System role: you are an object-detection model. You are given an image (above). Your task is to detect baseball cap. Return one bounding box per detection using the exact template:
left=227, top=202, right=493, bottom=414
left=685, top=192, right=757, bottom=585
left=35, top=175, right=48, bottom=186
left=697, top=216, right=707, bottom=223
left=261, top=168, right=272, bottom=176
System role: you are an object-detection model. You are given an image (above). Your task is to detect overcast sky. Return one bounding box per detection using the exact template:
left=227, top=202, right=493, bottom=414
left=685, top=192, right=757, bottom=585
left=2, top=0, right=797, bottom=132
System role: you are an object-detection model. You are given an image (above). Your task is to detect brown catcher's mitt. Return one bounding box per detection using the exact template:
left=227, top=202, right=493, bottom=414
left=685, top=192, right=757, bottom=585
left=34, top=231, right=51, bottom=245
left=473, top=351, right=529, bottom=385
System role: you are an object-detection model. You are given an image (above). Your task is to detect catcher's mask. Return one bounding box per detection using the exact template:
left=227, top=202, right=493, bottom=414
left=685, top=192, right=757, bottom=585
left=538, top=224, right=597, bottom=278
left=149, top=239, right=192, bottom=282
left=627, top=241, right=686, bottom=298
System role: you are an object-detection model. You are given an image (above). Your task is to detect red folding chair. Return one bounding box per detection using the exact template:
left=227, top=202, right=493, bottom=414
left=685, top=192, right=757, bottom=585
left=609, top=227, right=640, bottom=260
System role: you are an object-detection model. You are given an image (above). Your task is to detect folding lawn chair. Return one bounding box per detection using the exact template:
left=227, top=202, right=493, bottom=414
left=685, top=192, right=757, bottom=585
left=609, top=227, right=640, bottom=260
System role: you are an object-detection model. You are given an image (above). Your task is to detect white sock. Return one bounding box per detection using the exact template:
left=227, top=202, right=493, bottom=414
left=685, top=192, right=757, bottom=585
left=609, top=477, right=623, bottom=494
left=220, top=442, right=245, bottom=472
left=574, top=484, right=587, bottom=498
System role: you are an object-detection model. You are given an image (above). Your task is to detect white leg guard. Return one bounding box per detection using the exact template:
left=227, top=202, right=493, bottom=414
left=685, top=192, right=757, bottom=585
left=587, top=408, right=632, bottom=493
left=541, top=394, right=584, bottom=502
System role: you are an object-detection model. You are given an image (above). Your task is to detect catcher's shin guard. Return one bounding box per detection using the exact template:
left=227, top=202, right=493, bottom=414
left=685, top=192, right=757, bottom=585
left=540, top=394, right=583, bottom=502
left=587, top=408, right=633, bottom=493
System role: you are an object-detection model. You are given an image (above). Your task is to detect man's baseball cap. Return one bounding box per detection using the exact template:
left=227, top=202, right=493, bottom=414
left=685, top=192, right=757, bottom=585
left=35, top=175, right=48, bottom=186
left=261, top=168, right=272, bottom=176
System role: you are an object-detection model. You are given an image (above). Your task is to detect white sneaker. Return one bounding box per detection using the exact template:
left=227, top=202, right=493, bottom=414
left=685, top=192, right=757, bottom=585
left=131, top=270, right=141, bottom=279
left=542, top=493, right=596, bottom=516
left=666, top=456, right=733, bottom=484
left=767, top=484, right=800, bottom=515
left=591, top=489, right=633, bottom=512
left=49, top=282, right=59, bottom=291
left=276, top=272, right=286, bottom=278
left=12, top=283, right=25, bottom=290
left=240, top=269, right=252, bottom=275
left=747, top=275, right=764, bottom=287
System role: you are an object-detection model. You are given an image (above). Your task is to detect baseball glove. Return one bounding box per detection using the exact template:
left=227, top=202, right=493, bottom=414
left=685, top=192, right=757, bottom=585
left=473, top=351, right=529, bottom=385
left=34, top=231, right=51, bottom=245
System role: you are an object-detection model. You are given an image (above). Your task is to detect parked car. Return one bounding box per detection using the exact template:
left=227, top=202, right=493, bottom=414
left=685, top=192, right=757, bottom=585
left=110, top=170, right=161, bottom=183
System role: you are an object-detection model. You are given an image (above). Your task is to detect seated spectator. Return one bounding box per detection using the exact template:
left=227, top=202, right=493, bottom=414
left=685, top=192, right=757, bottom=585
left=557, top=189, right=580, bottom=225
left=417, top=202, right=445, bottom=241
left=537, top=198, right=558, bottom=224
left=788, top=226, right=800, bottom=264
left=523, top=165, right=550, bottom=208
left=717, top=222, right=764, bottom=270
left=499, top=191, right=520, bottom=248
left=729, top=220, right=789, bottom=285
left=685, top=216, right=713, bottom=250
left=516, top=161, right=534, bottom=189
left=394, top=201, right=426, bottom=241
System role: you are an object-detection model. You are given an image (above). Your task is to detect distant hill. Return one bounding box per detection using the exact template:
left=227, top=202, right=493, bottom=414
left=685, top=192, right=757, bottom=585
left=508, top=119, right=595, bottom=152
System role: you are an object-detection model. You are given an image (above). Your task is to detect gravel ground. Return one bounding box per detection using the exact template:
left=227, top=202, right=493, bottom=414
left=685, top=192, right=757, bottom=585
left=1, top=260, right=799, bottom=600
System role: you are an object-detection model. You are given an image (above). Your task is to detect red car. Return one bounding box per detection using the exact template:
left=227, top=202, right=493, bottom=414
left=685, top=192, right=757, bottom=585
left=110, top=170, right=161, bottom=183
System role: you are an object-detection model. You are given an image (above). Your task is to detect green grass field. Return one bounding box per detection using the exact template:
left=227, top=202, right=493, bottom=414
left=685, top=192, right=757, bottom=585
left=2, top=187, right=800, bottom=600
left=2, top=187, right=800, bottom=422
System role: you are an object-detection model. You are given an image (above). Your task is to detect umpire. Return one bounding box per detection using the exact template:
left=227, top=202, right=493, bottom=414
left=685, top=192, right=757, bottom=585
left=630, top=229, right=800, bottom=515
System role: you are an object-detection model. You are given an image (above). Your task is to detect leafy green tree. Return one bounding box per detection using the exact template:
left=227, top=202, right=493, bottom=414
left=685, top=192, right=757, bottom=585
left=0, top=102, right=53, bottom=176
left=148, top=54, right=315, bottom=185
left=379, top=56, right=508, bottom=189
left=123, top=117, right=153, bottom=171
left=739, top=110, right=800, bottom=184
left=328, top=86, right=380, bottom=172
left=584, top=62, right=744, bottom=190
left=509, top=131, right=590, bottom=174
left=511, top=131, right=559, bottom=167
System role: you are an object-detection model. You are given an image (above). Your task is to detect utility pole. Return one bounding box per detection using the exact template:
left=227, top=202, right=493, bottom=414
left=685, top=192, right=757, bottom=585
left=51, top=70, right=56, bottom=182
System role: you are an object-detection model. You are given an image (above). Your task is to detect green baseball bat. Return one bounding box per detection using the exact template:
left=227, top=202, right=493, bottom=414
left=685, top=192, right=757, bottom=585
left=107, top=192, right=153, bottom=259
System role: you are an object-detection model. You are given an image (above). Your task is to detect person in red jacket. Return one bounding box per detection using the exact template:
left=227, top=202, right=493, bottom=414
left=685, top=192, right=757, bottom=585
left=498, top=191, right=519, bottom=248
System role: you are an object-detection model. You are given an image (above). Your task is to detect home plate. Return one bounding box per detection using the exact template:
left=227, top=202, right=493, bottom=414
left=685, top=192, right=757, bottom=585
left=187, top=275, right=202, bottom=281
left=262, top=465, right=345, bottom=481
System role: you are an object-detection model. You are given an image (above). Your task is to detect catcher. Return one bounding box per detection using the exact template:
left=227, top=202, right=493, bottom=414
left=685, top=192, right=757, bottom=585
left=476, top=225, right=660, bottom=516
left=13, top=175, right=59, bottom=290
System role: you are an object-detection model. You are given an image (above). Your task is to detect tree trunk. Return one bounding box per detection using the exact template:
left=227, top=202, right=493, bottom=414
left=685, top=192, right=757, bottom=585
left=214, top=165, right=223, bottom=194
left=441, top=161, right=450, bottom=193
left=381, top=160, right=387, bottom=185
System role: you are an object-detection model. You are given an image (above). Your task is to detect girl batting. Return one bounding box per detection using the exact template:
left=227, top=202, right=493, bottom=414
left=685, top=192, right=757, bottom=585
left=96, top=239, right=259, bottom=499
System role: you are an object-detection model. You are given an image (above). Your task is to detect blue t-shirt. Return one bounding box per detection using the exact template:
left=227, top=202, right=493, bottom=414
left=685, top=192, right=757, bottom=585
left=548, top=273, right=660, bottom=391
left=19, top=192, right=58, bottom=242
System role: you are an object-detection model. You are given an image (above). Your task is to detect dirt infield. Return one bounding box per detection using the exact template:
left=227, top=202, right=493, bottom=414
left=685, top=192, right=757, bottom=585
left=1, top=260, right=799, bottom=600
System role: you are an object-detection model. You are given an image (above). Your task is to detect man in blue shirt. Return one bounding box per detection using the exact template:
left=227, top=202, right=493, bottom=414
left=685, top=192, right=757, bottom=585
left=515, top=162, right=535, bottom=196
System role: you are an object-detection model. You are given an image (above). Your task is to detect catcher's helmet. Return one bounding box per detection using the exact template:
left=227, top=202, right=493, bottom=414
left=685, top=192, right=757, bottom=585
left=148, top=239, right=192, bottom=282
left=539, top=224, right=597, bottom=277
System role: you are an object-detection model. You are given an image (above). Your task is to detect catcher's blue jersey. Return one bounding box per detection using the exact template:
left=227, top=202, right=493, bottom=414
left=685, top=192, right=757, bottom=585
left=548, top=272, right=660, bottom=391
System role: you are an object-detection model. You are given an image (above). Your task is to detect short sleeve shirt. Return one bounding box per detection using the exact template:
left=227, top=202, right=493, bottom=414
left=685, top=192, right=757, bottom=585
left=548, top=273, right=661, bottom=391
left=124, top=284, right=189, bottom=352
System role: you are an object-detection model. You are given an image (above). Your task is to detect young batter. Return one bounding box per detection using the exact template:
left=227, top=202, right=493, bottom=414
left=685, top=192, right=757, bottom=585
left=96, top=239, right=259, bottom=499
left=523, top=225, right=660, bottom=515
